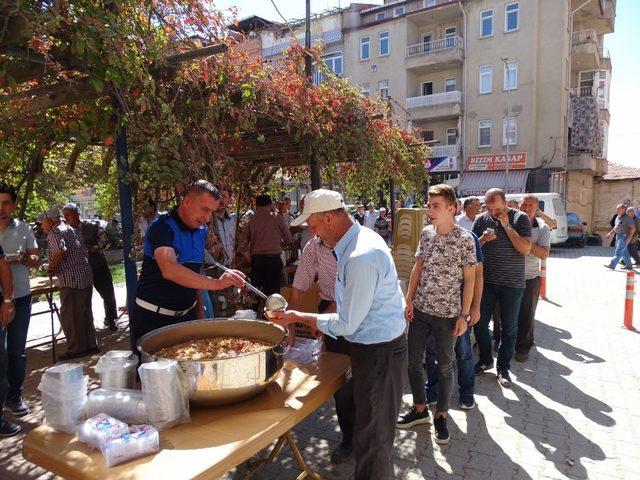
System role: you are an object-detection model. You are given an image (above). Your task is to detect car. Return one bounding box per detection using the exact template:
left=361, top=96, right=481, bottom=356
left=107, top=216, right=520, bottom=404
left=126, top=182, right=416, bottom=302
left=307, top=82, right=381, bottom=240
left=565, top=212, right=587, bottom=248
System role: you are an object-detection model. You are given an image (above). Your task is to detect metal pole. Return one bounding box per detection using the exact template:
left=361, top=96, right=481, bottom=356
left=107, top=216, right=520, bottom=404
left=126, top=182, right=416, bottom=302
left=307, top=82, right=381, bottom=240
left=305, top=0, right=321, bottom=189
left=115, top=125, right=137, bottom=346
left=502, top=57, right=511, bottom=192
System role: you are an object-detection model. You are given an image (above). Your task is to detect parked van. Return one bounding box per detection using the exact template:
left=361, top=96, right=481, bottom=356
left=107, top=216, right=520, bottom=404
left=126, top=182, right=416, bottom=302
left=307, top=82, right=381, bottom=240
left=460, top=193, right=568, bottom=245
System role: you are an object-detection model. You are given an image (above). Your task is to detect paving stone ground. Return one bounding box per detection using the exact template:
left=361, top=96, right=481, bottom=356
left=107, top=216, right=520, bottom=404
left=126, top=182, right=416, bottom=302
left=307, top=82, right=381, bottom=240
left=1, top=245, right=639, bottom=480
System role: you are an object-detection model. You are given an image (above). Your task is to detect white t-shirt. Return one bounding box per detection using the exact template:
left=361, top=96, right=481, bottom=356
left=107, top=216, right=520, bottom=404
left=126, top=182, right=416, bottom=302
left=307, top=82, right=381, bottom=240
left=525, top=218, right=551, bottom=280
left=455, top=213, right=475, bottom=232
left=364, top=210, right=379, bottom=230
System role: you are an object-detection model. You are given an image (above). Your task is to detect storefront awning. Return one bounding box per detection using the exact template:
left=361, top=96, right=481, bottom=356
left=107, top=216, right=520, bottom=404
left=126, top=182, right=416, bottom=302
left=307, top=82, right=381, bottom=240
left=458, top=170, right=529, bottom=197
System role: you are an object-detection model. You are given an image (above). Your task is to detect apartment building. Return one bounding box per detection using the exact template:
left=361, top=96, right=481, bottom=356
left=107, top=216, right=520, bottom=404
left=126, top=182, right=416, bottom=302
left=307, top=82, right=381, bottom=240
left=237, top=0, right=615, bottom=228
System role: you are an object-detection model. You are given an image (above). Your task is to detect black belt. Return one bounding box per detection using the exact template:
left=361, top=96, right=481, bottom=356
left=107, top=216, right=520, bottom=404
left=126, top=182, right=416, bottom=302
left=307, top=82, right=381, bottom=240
left=349, top=333, right=406, bottom=350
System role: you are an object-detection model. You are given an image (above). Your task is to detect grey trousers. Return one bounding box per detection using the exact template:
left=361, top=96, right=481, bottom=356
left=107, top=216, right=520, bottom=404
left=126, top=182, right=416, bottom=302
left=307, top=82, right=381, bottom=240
left=59, top=287, right=99, bottom=354
left=408, top=309, right=457, bottom=413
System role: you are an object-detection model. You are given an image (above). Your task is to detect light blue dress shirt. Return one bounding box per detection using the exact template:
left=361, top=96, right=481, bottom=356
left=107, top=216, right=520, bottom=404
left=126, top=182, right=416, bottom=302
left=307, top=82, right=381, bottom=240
left=316, top=222, right=406, bottom=344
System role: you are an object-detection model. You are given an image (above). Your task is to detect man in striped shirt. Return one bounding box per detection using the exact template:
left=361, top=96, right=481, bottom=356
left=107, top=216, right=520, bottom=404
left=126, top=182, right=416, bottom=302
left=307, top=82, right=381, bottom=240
left=40, top=208, right=99, bottom=360
left=291, top=235, right=354, bottom=464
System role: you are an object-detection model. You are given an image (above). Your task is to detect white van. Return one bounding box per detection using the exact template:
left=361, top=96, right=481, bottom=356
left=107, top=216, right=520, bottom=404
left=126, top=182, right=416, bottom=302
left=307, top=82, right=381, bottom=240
left=460, top=193, right=568, bottom=245
left=505, top=193, right=568, bottom=245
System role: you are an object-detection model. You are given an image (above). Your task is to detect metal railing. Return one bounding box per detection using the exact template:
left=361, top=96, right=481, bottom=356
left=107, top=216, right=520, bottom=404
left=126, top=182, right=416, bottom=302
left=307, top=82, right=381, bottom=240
left=406, top=91, right=462, bottom=109
left=430, top=144, right=460, bottom=157
left=572, top=29, right=599, bottom=48
left=406, top=35, right=462, bottom=58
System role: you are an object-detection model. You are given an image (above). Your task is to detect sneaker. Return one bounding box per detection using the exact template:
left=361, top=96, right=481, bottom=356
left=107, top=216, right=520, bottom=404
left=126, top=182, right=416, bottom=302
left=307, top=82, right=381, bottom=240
left=474, top=360, right=493, bottom=375
left=396, top=407, right=430, bottom=429
left=459, top=396, right=476, bottom=410
left=604, top=264, right=615, bottom=270
left=623, top=266, right=635, bottom=271
left=497, top=370, right=512, bottom=388
left=514, top=351, right=529, bottom=363
left=5, top=398, right=29, bottom=417
left=0, top=419, right=22, bottom=438
left=330, top=442, right=353, bottom=464
left=433, top=416, right=450, bottom=444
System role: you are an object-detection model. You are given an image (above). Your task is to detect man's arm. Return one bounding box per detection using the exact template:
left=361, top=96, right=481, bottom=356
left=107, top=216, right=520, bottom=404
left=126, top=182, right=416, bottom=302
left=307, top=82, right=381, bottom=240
left=278, top=215, right=293, bottom=245
left=536, top=208, right=557, bottom=229
left=0, top=257, right=15, bottom=326
left=404, top=258, right=424, bottom=321
left=627, top=224, right=637, bottom=245
left=154, top=247, right=245, bottom=291
left=470, top=262, right=483, bottom=325
left=497, top=212, right=532, bottom=255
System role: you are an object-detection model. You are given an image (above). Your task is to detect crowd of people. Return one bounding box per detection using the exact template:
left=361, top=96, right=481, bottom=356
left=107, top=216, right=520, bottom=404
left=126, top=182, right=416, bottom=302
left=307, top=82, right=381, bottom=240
left=0, top=178, right=557, bottom=480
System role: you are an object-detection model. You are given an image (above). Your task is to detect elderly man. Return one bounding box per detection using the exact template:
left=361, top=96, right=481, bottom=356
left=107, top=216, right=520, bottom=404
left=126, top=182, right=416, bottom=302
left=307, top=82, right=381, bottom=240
left=374, top=207, right=392, bottom=246
left=269, top=189, right=407, bottom=480
left=290, top=234, right=354, bottom=464
left=0, top=241, right=17, bottom=436
left=239, top=194, right=292, bottom=297
left=131, top=181, right=246, bottom=353
left=605, top=204, right=636, bottom=271
left=40, top=208, right=99, bottom=360
left=62, top=203, right=118, bottom=331
left=0, top=184, right=40, bottom=419
left=514, top=195, right=551, bottom=363
left=353, top=205, right=366, bottom=226
left=626, top=207, right=640, bottom=266
left=363, top=202, right=378, bottom=230
left=472, top=188, right=532, bottom=388
left=213, top=185, right=237, bottom=268
left=456, top=197, right=480, bottom=232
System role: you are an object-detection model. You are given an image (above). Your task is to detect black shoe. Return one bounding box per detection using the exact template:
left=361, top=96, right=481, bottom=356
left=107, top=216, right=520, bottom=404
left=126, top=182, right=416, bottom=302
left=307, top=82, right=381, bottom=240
left=514, top=351, right=529, bottom=363
left=604, top=264, right=615, bottom=270
left=5, top=398, right=29, bottom=417
left=57, top=351, right=86, bottom=361
left=497, top=370, right=512, bottom=388
left=474, top=360, right=493, bottom=375
left=459, top=396, right=476, bottom=410
left=330, top=442, right=353, bottom=464
left=396, top=406, right=430, bottom=429
left=433, top=416, right=450, bottom=444
left=86, top=347, right=101, bottom=355
left=0, top=419, right=22, bottom=438
left=104, top=321, right=118, bottom=332
left=623, top=266, right=635, bottom=271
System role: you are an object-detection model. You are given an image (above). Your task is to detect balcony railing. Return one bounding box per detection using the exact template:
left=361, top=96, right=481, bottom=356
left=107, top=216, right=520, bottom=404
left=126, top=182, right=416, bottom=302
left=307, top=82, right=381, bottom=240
left=406, top=91, right=462, bottom=109
left=429, top=144, right=460, bottom=158
left=406, top=36, right=462, bottom=58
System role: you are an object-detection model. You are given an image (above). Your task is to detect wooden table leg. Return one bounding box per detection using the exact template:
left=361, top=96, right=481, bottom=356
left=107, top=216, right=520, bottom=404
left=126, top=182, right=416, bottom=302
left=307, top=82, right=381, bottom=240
left=47, top=292, right=57, bottom=363
left=243, top=431, right=321, bottom=480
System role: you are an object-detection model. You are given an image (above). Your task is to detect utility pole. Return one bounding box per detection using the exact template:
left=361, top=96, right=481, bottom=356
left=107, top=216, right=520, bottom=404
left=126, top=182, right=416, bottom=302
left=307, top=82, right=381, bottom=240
left=502, top=57, right=511, bottom=193
left=305, top=0, right=321, bottom=189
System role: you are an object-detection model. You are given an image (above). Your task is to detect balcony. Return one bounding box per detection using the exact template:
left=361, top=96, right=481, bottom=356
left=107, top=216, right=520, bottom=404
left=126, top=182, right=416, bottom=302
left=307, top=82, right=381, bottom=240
left=569, top=95, right=604, bottom=162
left=571, top=29, right=602, bottom=70
left=567, top=153, right=607, bottom=176
left=406, top=36, right=464, bottom=71
left=429, top=144, right=460, bottom=158
left=406, top=91, right=462, bottom=120
left=600, top=47, right=611, bottom=71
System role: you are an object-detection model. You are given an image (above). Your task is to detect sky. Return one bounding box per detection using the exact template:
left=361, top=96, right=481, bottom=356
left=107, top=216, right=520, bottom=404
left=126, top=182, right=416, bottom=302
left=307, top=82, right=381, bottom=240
left=214, top=0, right=640, bottom=167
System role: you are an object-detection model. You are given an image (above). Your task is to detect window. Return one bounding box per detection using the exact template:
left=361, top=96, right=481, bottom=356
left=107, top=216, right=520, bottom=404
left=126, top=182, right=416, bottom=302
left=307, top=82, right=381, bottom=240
left=379, top=80, right=390, bottom=100
left=361, top=83, right=370, bottom=98
left=503, top=116, right=517, bottom=145
left=478, top=120, right=492, bottom=147
left=444, top=26, right=456, bottom=48
left=505, top=2, right=519, bottom=32
left=480, top=9, right=493, bottom=37
left=379, top=31, right=389, bottom=56
left=424, top=0, right=436, bottom=7
left=394, top=6, right=405, bottom=16
left=421, top=130, right=435, bottom=142
left=322, top=52, right=343, bottom=76
left=446, top=128, right=458, bottom=145
left=444, top=77, right=457, bottom=92
left=376, top=12, right=386, bottom=20
left=360, top=36, right=370, bottom=60
left=504, top=59, right=518, bottom=90
left=479, top=65, right=493, bottom=94
left=421, top=81, right=433, bottom=96
left=422, top=32, right=433, bottom=51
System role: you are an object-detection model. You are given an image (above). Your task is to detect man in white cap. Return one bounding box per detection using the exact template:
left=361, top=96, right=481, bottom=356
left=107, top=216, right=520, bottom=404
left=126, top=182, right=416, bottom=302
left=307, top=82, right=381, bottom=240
left=268, top=189, right=407, bottom=480
left=39, top=207, right=99, bottom=360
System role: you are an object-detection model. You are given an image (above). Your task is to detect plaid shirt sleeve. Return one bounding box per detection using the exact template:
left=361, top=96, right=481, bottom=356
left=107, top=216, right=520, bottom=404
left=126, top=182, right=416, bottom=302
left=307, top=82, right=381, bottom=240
left=292, top=239, right=317, bottom=292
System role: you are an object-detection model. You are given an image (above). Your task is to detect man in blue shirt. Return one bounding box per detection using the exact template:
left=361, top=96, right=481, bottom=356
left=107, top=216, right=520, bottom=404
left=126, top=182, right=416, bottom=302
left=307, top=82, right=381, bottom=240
left=268, top=189, right=407, bottom=480
left=130, top=181, right=246, bottom=354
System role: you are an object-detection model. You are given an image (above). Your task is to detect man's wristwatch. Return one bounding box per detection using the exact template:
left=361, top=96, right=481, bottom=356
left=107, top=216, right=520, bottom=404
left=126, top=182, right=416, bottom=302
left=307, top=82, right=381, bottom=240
left=3, top=298, right=14, bottom=305
left=459, top=313, right=470, bottom=323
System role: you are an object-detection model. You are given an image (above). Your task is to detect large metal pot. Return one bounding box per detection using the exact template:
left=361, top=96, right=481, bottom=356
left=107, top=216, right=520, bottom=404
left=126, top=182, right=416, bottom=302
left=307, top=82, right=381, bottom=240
left=137, top=319, right=287, bottom=406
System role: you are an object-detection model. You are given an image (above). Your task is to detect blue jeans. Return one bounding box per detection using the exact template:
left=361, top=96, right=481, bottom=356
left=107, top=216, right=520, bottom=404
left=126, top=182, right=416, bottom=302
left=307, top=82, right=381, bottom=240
left=425, top=327, right=474, bottom=402
left=610, top=233, right=633, bottom=268
left=7, top=296, right=32, bottom=401
left=474, top=283, right=524, bottom=373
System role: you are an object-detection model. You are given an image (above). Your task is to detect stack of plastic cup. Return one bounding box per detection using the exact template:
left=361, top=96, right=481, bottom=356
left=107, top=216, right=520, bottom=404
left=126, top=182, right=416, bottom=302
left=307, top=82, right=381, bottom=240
left=139, top=360, right=190, bottom=429
left=38, top=363, right=89, bottom=433
left=87, top=388, right=148, bottom=424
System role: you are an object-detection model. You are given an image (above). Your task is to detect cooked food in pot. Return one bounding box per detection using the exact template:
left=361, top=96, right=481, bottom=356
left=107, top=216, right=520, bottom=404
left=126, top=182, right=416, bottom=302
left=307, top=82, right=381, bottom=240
left=155, top=337, right=273, bottom=361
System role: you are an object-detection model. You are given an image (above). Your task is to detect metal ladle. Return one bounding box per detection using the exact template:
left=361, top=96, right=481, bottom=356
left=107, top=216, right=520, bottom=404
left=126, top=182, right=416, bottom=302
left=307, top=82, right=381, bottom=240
left=210, top=261, right=288, bottom=314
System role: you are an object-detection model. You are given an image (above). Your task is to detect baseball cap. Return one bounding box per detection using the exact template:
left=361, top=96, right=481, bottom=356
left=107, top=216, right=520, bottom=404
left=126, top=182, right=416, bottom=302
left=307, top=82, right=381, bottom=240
left=37, top=207, right=61, bottom=221
left=62, top=202, right=80, bottom=213
left=290, top=189, right=345, bottom=227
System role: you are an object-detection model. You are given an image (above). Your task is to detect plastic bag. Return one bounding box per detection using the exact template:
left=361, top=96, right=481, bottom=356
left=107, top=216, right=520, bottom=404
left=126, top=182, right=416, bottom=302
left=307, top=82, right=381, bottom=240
left=94, top=351, right=138, bottom=390
left=284, top=338, right=322, bottom=364
left=87, top=388, right=148, bottom=424
left=77, top=414, right=129, bottom=449
left=138, top=360, right=190, bottom=429
left=38, top=371, right=89, bottom=433
left=99, top=424, right=160, bottom=467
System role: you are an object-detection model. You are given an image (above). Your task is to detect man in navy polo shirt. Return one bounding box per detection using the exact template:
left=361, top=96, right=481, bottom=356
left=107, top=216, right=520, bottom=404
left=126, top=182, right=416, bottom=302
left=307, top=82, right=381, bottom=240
left=130, top=181, right=246, bottom=353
